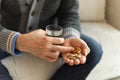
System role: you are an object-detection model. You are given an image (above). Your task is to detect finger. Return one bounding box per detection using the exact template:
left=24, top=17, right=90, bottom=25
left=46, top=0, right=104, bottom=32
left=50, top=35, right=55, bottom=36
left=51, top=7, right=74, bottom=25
left=62, top=53, right=71, bottom=63
left=81, top=39, right=88, bottom=47
left=39, top=55, right=57, bottom=62
left=62, top=53, right=73, bottom=65
left=74, top=59, right=80, bottom=65
left=48, top=37, right=65, bottom=45
left=68, top=59, right=74, bottom=66
left=51, top=45, right=74, bottom=53
left=64, top=58, right=71, bottom=64
left=81, top=41, right=90, bottom=56
left=82, top=48, right=90, bottom=56
left=80, top=55, right=86, bottom=64
left=45, top=56, right=58, bottom=62
left=47, top=51, right=60, bottom=59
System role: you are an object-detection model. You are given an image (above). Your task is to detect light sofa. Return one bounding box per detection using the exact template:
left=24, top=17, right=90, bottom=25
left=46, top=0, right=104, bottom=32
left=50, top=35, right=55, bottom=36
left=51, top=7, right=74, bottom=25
left=1, top=0, right=120, bottom=80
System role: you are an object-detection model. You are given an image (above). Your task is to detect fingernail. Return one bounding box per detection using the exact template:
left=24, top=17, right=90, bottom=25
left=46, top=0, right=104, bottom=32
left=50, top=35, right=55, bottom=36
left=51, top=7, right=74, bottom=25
left=59, top=38, right=65, bottom=43
left=71, top=47, right=75, bottom=51
left=60, top=38, right=64, bottom=41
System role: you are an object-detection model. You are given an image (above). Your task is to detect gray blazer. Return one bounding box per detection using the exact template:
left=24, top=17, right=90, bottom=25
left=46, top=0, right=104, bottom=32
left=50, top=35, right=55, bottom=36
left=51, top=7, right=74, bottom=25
left=0, top=0, right=80, bottom=54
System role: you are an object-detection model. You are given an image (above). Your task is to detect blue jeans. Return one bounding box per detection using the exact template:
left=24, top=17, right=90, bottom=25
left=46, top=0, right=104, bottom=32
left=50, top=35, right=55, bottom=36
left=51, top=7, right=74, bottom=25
left=0, top=50, right=12, bottom=80
left=0, top=34, right=103, bottom=80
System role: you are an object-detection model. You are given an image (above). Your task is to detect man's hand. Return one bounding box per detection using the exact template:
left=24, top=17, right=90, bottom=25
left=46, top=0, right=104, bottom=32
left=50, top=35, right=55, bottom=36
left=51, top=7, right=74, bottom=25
left=15, top=29, right=74, bottom=62
left=62, top=38, right=90, bottom=66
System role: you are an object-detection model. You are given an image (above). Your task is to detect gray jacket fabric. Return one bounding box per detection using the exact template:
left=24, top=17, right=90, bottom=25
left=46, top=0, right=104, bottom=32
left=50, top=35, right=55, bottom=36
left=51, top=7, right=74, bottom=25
left=0, top=0, right=80, bottom=54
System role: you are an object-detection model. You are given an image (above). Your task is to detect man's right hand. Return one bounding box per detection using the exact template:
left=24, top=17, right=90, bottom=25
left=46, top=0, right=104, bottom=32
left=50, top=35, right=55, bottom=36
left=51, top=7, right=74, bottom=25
left=15, top=29, right=74, bottom=62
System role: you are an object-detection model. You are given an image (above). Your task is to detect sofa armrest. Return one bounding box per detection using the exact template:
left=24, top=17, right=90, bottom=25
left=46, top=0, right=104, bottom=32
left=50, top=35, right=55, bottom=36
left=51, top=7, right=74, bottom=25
left=106, top=0, right=120, bottom=30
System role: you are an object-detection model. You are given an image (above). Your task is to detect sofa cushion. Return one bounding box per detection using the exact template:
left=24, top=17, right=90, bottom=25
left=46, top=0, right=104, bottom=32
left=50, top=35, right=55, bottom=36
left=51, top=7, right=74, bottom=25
left=79, top=0, right=106, bottom=21
left=81, top=22, right=120, bottom=80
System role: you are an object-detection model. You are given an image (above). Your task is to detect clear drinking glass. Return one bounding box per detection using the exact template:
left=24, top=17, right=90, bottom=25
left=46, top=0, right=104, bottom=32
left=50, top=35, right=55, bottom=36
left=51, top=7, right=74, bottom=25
left=46, top=24, right=63, bottom=37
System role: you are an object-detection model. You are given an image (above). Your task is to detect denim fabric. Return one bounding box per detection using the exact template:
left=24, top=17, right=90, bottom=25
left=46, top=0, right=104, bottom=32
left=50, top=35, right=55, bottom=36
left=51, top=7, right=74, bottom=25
left=0, top=50, right=12, bottom=80
left=50, top=34, right=103, bottom=80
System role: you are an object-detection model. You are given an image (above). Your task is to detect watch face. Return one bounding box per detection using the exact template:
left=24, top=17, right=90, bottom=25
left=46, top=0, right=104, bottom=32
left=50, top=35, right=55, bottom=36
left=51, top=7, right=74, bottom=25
left=46, top=24, right=63, bottom=37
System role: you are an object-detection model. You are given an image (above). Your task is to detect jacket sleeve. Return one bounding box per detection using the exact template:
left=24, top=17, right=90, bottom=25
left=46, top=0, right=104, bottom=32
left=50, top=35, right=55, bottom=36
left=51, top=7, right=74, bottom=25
left=0, top=0, right=5, bottom=31
left=57, top=0, right=81, bottom=38
left=0, top=0, right=21, bottom=55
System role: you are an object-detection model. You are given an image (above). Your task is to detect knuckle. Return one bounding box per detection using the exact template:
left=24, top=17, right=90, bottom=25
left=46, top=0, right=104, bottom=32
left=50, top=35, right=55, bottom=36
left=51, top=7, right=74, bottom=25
left=38, top=29, right=45, bottom=33
left=51, top=52, right=59, bottom=58
left=54, top=54, right=59, bottom=59
left=53, top=38, right=58, bottom=41
left=54, top=38, right=64, bottom=44
left=56, top=51, right=60, bottom=55
left=46, top=45, right=51, bottom=49
left=39, top=29, right=43, bottom=32
left=43, top=37, right=49, bottom=42
left=57, top=46, right=62, bottom=51
left=56, top=39, right=61, bottom=43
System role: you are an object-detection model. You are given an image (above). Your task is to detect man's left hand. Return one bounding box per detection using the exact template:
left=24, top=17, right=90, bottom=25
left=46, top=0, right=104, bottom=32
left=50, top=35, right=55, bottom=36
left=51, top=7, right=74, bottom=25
left=62, top=38, right=90, bottom=66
